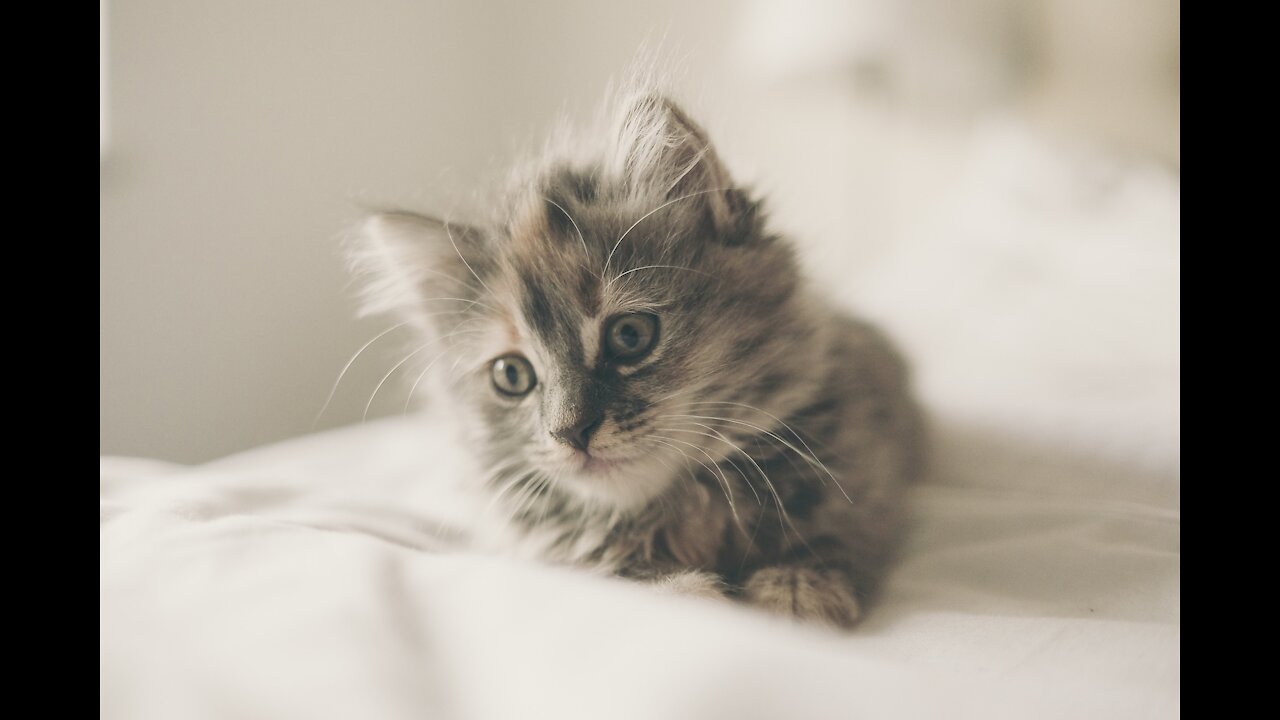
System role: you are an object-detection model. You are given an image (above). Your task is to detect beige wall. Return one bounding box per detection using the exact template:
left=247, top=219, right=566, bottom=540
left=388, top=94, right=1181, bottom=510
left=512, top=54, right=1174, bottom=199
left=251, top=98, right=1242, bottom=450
left=100, top=0, right=1177, bottom=462
left=100, top=0, right=752, bottom=462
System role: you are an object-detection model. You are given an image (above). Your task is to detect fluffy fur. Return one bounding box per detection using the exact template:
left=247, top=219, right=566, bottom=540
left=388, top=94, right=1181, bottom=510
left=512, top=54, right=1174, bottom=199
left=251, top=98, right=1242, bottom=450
left=349, top=88, right=924, bottom=629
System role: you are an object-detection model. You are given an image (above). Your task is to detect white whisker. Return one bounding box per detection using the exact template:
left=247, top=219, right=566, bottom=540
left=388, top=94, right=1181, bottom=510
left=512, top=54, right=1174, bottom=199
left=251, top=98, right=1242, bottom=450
left=648, top=434, right=741, bottom=525
left=484, top=468, right=534, bottom=519
left=603, top=186, right=732, bottom=282
left=401, top=332, right=487, bottom=413
left=660, top=416, right=824, bottom=549
left=313, top=321, right=408, bottom=427
left=363, top=329, right=486, bottom=422
left=610, top=263, right=711, bottom=286
left=658, top=423, right=763, bottom=505
left=666, top=410, right=851, bottom=503
left=544, top=197, right=590, bottom=261
left=661, top=420, right=803, bottom=544
left=443, top=218, right=496, bottom=297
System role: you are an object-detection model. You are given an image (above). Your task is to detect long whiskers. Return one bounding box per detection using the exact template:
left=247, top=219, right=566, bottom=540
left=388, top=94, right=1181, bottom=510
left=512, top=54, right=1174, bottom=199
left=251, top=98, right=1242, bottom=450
left=362, top=328, right=487, bottom=422
left=657, top=408, right=838, bottom=557
left=400, top=347, right=457, bottom=413
left=483, top=467, right=536, bottom=519
left=530, top=472, right=561, bottom=526
left=647, top=433, right=743, bottom=531
left=543, top=197, right=590, bottom=262
left=656, top=423, right=762, bottom=505
left=602, top=187, right=731, bottom=282
left=647, top=435, right=750, bottom=538
left=313, top=321, right=408, bottom=427
left=503, top=471, right=558, bottom=529
left=443, top=218, right=496, bottom=297
left=666, top=408, right=851, bottom=504
left=608, top=263, right=711, bottom=289
left=399, top=328, right=491, bottom=413
left=658, top=421, right=797, bottom=542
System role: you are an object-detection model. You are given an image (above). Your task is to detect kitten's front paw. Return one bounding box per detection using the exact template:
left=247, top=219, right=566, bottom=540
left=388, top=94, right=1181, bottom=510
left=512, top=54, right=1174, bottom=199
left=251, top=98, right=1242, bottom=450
left=744, top=566, right=862, bottom=629
left=649, top=570, right=729, bottom=601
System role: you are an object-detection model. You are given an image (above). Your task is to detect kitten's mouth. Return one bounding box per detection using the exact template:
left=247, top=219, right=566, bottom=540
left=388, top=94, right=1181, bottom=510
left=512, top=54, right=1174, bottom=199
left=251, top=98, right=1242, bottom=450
left=578, top=452, right=624, bottom=474
left=544, top=446, right=675, bottom=511
left=561, top=449, right=630, bottom=475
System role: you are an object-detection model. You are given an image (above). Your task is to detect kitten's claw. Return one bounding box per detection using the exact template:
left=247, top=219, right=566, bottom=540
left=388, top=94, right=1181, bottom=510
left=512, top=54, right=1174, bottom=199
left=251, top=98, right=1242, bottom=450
left=744, top=566, right=862, bottom=629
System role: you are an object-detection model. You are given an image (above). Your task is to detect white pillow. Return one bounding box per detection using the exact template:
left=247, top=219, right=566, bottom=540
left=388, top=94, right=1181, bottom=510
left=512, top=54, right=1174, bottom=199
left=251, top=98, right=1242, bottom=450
left=845, top=119, right=1179, bottom=482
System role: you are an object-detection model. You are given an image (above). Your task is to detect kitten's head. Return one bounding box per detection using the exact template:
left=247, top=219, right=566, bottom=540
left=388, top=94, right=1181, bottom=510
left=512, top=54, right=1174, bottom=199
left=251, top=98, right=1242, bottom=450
left=352, top=93, right=822, bottom=513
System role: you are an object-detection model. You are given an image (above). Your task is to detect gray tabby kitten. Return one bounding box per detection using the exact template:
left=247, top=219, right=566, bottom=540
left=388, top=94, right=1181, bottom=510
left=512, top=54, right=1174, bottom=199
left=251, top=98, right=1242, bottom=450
left=352, top=92, right=924, bottom=628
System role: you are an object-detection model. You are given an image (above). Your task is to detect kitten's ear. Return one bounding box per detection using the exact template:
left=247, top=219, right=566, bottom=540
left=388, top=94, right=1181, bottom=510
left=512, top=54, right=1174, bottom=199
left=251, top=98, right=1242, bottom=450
left=615, top=94, right=746, bottom=240
left=348, top=211, right=488, bottom=331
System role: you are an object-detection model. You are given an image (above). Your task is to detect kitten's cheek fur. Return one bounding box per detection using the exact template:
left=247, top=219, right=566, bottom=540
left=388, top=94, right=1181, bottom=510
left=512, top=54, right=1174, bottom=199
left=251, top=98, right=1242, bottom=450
left=743, top=567, right=863, bottom=629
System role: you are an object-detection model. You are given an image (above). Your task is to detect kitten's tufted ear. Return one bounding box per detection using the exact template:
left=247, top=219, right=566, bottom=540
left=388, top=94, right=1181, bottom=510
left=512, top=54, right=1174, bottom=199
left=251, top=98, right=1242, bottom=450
left=348, top=211, right=488, bottom=332
left=614, top=94, right=748, bottom=241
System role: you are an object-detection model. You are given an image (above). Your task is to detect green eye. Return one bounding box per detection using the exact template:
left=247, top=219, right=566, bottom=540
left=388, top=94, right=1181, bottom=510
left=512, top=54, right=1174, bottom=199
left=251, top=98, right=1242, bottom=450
left=605, top=313, right=659, bottom=362
left=491, top=355, right=537, bottom=396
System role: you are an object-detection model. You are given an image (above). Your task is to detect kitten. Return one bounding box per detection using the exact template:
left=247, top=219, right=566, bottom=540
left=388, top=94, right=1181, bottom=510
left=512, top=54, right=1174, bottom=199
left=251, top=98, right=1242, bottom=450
left=351, top=91, right=924, bottom=628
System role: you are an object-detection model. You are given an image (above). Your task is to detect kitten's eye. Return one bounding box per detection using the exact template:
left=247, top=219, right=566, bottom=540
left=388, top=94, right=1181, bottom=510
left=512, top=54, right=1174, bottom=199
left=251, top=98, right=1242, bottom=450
left=491, top=355, right=537, bottom=397
left=605, top=313, right=659, bottom=362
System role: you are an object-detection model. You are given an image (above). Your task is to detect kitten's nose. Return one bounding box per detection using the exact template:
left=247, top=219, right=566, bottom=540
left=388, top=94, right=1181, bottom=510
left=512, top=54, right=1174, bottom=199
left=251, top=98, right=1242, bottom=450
left=552, top=413, right=603, bottom=452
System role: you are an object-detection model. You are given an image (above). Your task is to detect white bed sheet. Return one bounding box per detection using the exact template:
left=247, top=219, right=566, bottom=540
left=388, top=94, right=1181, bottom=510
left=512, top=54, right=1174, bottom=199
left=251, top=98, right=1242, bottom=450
left=101, top=409, right=1178, bottom=720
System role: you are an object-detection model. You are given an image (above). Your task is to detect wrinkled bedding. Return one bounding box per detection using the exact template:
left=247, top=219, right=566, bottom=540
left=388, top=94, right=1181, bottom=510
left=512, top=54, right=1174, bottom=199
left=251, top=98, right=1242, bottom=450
left=100, top=412, right=1178, bottom=719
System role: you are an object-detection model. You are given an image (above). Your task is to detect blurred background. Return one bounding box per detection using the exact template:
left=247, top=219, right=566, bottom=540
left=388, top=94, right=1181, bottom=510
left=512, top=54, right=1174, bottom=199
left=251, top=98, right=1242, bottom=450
left=100, top=0, right=1179, bottom=473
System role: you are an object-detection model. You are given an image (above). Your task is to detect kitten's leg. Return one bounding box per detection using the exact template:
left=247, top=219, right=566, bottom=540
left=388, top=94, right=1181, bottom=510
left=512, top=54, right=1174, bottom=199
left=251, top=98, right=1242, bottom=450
left=743, top=565, right=861, bottom=628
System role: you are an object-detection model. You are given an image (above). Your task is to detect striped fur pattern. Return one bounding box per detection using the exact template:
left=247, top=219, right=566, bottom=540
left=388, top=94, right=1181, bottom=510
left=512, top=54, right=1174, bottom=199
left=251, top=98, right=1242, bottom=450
left=350, top=91, right=924, bottom=629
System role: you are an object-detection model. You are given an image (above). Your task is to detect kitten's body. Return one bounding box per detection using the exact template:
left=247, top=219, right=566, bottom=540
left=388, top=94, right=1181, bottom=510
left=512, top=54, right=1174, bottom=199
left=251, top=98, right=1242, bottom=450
left=353, top=91, right=923, bottom=628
